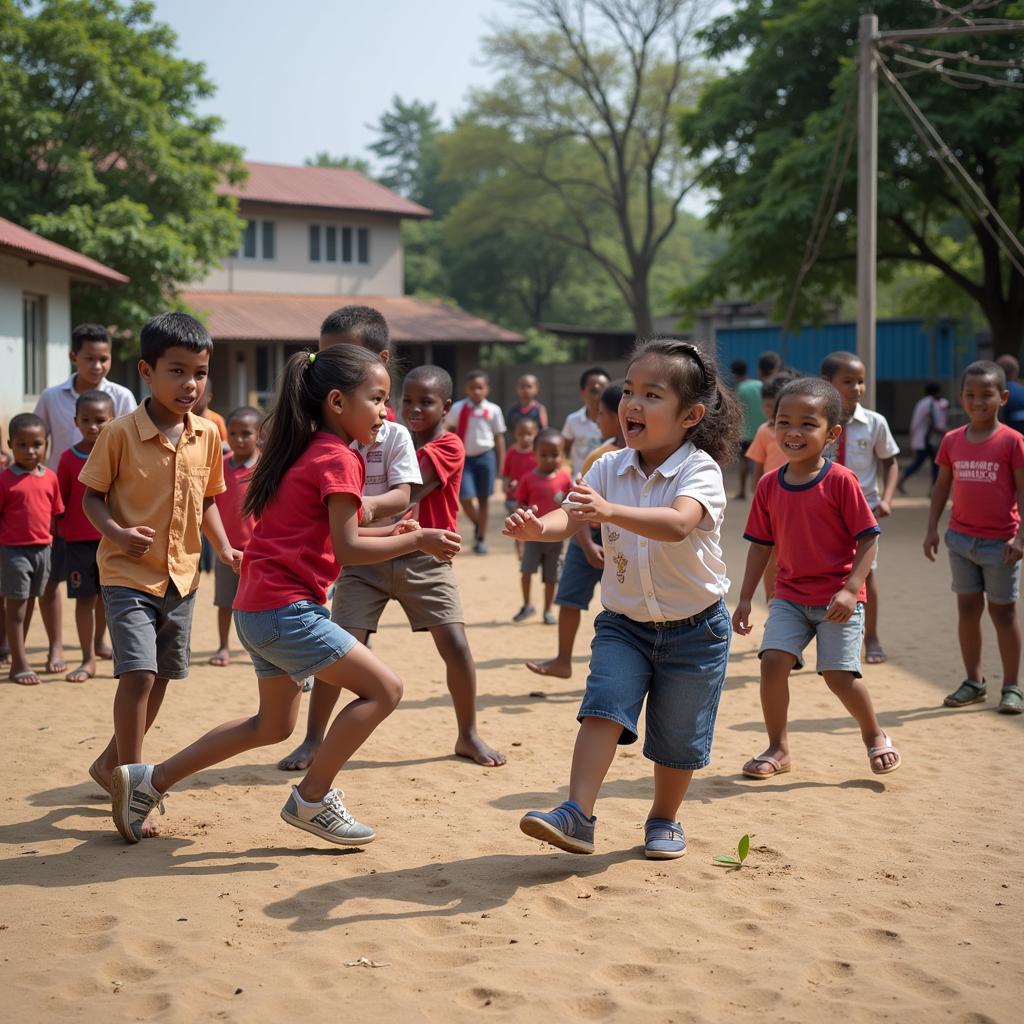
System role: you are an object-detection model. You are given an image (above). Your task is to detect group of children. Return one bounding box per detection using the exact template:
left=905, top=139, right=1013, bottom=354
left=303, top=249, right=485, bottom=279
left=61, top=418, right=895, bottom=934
left=3, top=306, right=1022, bottom=860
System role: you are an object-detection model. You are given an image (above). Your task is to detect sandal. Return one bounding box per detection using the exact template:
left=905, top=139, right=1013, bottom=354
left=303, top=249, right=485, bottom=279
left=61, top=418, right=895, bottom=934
left=11, top=670, right=40, bottom=686
left=868, top=734, right=901, bottom=775
left=943, top=678, right=986, bottom=707
left=998, top=686, right=1023, bottom=715
left=742, top=755, right=791, bottom=779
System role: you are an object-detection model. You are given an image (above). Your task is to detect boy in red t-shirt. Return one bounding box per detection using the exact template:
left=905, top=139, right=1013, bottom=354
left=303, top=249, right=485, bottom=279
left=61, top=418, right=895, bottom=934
left=502, top=418, right=538, bottom=558
left=0, top=414, right=64, bottom=685
left=57, top=391, right=115, bottom=682
left=513, top=429, right=572, bottom=625
left=924, top=361, right=1024, bottom=714
left=733, top=378, right=901, bottom=778
left=209, top=407, right=261, bottom=668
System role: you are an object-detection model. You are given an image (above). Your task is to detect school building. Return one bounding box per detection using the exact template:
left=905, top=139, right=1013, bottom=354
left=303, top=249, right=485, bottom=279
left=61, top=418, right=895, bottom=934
left=185, top=161, right=523, bottom=408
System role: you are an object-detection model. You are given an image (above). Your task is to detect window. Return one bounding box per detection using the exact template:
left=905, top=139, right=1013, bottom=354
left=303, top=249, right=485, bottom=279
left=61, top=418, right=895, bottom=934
left=261, top=220, right=275, bottom=260
left=341, top=227, right=352, bottom=263
left=309, top=223, right=370, bottom=265
left=325, top=226, right=337, bottom=262
left=23, top=293, right=46, bottom=396
left=242, top=220, right=257, bottom=258
left=357, top=227, right=369, bottom=264
left=235, top=219, right=275, bottom=260
left=309, top=224, right=321, bottom=262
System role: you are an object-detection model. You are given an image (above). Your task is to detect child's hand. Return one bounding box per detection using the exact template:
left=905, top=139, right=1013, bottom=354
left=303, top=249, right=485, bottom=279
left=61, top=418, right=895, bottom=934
left=1004, top=537, right=1024, bottom=564
left=825, top=589, right=857, bottom=623
left=503, top=507, right=545, bottom=541
left=874, top=500, right=892, bottom=519
left=393, top=519, right=420, bottom=535
left=582, top=544, right=605, bottom=570
left=732, top=598, right=753, bottom=635
left=417, top=528, right=461, bottom=561
left=923, top=529, right=940, bottom=562
left=564, top=482, right=612, bottom=523
left=219, top=547, right=244, bottom=574
left=118, top=525, right=156, bottom=558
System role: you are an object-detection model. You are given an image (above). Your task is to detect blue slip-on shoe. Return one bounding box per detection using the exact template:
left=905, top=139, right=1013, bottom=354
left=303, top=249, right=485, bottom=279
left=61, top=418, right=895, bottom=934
left=520, top=800, right=595, bottom=854
left=111, top=764, right=166, bottom=844
left=644, top=818, right=686, bottom=860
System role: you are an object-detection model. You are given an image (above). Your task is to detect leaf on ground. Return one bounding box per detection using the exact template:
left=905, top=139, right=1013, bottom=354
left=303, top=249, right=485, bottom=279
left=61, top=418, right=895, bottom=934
left=713, top=855, right=740, bottom=865
left=738, top=833, right=751, bottom=861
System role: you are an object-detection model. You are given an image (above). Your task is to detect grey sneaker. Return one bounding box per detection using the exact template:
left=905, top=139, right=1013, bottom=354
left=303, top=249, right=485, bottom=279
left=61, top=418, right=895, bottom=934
left=280, top=787, right=375, bottom=846
left=111, top=763, right=166, bottom=844
left=520, top=800, right=595, bottom=854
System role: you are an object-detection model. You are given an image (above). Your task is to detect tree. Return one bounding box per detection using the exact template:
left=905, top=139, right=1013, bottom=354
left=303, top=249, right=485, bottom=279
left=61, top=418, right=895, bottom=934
left=305, top=152, right=373, bottom=175
left=680, top=0, right=1024, bottom=356
left=0, top=0, right=245, bottom=333
left=471, top=0, right=712, bottom=336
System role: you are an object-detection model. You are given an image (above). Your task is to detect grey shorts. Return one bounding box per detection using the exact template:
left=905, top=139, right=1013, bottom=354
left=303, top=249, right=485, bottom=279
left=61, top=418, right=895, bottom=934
left=213, top=558, right=240, bottom=608
left=760, top=597, right=865, bottom=677
left=946, top=528, right=1021, bottom=604
left=0, top=544, right=50, bottom=599
left=521, top=540, right=564, bottom=584
left=102, top=582, right=196, bottom=679
left=331, top=554, right=464, bottom=634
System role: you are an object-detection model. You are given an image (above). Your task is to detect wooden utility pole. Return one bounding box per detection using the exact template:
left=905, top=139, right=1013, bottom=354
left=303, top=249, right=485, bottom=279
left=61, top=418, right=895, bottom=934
left=856, top=13, right=878, bottom=409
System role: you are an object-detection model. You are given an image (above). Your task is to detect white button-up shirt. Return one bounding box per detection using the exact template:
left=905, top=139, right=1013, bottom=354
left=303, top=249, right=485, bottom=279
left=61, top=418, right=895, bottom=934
left=446, top=399, right=506, bottom=456
left=583, top=443, right=729, bottom=622
left=562, top=406, right=604, bottom=476
left=833, top=404, right=900, bottom=508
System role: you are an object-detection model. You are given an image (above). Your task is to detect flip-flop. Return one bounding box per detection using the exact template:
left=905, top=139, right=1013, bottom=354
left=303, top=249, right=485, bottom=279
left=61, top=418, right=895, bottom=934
left=44, top=659, right=67, bottom=674
left=11, top=670, right=41, bottom=686
left=65, top=667, right=94, bottom=682
left=944, top=678, right=986, bottom=707
left=998, top=686, right=1023, bottom=715
left=742, top=755, right=791, bottom=779
left=865, top=641, right=887, bottom=665
left=869, top=734, right=901, bottom=775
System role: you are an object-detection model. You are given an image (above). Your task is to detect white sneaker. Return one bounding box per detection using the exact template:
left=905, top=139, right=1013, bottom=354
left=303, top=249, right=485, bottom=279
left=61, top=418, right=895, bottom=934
left=280, top=787, right=375, bottom=846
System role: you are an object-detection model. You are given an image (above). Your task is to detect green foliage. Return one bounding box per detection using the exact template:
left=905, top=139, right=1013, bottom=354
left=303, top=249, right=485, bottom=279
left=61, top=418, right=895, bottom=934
left=481, top=327, right=584, bottom=367
left=0, top=0, right=246, bottom=334
left=304, top=151, right=372, bottom=174
left=713, top=833, right=752, bottom=869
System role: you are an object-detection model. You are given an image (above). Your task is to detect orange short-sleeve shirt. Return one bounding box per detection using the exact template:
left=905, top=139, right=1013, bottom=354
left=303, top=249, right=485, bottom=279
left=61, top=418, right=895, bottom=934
left=78, top=402, right=225, bottom=597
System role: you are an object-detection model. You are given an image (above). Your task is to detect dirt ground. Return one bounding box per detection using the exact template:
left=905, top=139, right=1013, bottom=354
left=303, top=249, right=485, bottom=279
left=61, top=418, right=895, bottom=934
left=1, top=467, right=1021, bottom=1023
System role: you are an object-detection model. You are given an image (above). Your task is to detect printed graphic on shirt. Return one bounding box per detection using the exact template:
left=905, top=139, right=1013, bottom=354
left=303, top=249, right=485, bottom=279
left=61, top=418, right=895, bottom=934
left=952, top=459, right=998, bottom=483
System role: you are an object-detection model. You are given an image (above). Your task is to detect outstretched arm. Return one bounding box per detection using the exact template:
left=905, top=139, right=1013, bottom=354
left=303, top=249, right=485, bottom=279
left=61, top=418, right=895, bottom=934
left=565, top=481, right=707, bottom=542
left=329, top=492, right=459, bottom=564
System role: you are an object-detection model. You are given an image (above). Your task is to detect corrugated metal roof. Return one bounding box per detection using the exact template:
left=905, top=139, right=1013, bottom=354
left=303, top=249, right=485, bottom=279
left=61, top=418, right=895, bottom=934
left=0, top=217, right=129, bottom=285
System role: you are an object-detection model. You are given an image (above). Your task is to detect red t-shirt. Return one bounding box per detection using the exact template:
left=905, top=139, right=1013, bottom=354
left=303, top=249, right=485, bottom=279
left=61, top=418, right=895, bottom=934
left=0, top=466, right=64, bottom=546
left=234, top=433, right=363, bottom=611
left=416, top=432, right=464, bottom=532
left=744, top=460, right=879, bottom=605
left=515, top=468, right=573, bottom=517
left=937, top=424, right=1024, bottom=539
left=384, top=405, right=397, bottom=422
left=502, top=446, right=537, bottom=490
left=57, top=446, right=100, bottom=542
left=215, top=455, right=257, bottom=549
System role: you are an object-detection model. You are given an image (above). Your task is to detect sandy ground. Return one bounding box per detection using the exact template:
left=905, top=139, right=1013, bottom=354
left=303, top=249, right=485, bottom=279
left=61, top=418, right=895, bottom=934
left=1, top=470, right=1022, bottom=1024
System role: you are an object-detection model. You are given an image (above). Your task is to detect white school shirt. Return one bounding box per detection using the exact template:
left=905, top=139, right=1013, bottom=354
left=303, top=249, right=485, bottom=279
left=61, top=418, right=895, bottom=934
left=836, top=404, right=900, bottom=509
left=351, top=419, right=421, bottom=525
left=33, top=374, right=137, bottom=469
left=445, top=399, right=506, bottom=456
left=583, top=443, right=729, bottom=622
left=562, top=406, right=604, bottom=477
left=909, top=396, right=949, bottom=451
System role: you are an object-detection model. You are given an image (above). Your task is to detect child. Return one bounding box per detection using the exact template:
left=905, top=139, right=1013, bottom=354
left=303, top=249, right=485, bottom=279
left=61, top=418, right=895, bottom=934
left=821, top=352, right=899, bottom=665
left=209, top=407, right=262, bottom=668
left=734, top=377, right=901, bottom=779
left=446, top=370, right=507, bottom=554
left=508, top=340, right=737, bottom=860
left=562, top=366, right=611, bottom=477
left=0, top=414, right=63, bottom=685
left=506, top=373, right=549, bottom=435
left=527, top=381, right=624, bottom=678
left=732, top=357, right=764, bottom=501
left=899, top=382, right=948, bottom=492
left=81, top=313, right=241, bottom=835
left=109, top=346, right=461, bottom=845
left=33, top=323, right=136, bottom=674
left=56, top=391, right=115, bottom=682
left=924, top=360, right=1024, bottom=714
left=320, top=305, right=398, bottom=421
left=503, top=419, right=538, bottom=559
left=513, top=429, right=573, bottom=625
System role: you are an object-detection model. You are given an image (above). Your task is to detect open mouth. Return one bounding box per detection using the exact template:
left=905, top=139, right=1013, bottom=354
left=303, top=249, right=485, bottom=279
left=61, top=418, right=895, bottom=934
left=624, top=417, right=645, bottom=438
left=782, top=440, right=806, bottom=450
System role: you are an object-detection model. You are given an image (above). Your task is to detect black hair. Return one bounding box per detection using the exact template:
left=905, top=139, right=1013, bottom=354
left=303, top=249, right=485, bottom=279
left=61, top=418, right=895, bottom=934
left=319, top=305, right=390, bottom=355
left=466, top=368, right=489, bottom=384
left=961, top=359, right=1006, bottom=390
left=71, top=323, right=110, bottom=353
left=9, top=412, right=45, bottom=436
left=534, top=428, right=563, bottom=450
left=579, top=366, right=610, bottom=390
left=996, top=354, right=1020, bottom=381
left=924, top=381, right=942, bottom=397
left=820, top=350, right=863, bottom=379
left=513, top=417, right=539, bottom=434
left=600, top=381, right=624, bottom=413
left=627, top=339, right=741, bottom=465
left=404, top=364, right=453, bottom=402
left=75, top=389, right=115, bottom=416
left=762, top=371, right=797, bottom=404
left=730, top=358, right=748, bottom=377
left=517, top=373, right=539, bottom=385
left=227, top=405, right=262, bottom=426
left=244, top=345, right=385, bottom=518
left=139, top=311, right=213, bottom=367
left=757, top=351, right=783, bottom=377
left=775, top=377, right=843, bottom=428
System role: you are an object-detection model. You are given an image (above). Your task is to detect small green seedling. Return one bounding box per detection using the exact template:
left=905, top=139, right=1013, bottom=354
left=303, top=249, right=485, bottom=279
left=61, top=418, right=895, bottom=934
left=713, top=833, right=751, bottom=869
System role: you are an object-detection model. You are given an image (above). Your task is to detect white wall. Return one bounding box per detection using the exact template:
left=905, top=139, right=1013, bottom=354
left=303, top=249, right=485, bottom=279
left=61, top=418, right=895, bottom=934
left=0, top=253, right=72, bottom=421
left=195, top=203, right=404, bottom=296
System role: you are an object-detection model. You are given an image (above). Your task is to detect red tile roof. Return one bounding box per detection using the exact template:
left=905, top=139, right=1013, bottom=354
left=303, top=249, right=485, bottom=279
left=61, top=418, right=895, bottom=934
left=0, top=217, right=128, bottom=285
left=219, top=162, right=431, bottom=219
left=181, top=291, right=524, bottom=345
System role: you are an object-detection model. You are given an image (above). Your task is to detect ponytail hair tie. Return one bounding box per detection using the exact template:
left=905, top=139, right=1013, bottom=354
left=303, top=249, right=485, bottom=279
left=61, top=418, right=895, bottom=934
left=307, top=352, right=317, bottom=365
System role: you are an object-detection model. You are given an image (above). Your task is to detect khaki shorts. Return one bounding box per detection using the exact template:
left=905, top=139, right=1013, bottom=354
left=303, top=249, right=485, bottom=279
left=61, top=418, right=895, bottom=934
left=331, top=553, right=464, bottom=634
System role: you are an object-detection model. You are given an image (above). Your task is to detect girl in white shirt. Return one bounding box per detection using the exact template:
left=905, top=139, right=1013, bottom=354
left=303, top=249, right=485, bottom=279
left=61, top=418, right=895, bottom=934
left=505, top=339, right=740, bottom=860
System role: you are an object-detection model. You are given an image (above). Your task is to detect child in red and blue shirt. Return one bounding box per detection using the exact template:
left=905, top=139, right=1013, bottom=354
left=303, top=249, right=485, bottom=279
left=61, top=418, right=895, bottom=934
left=733, top=378, right=901, bottom=779
left=924, top=360, right=1024, bottom=714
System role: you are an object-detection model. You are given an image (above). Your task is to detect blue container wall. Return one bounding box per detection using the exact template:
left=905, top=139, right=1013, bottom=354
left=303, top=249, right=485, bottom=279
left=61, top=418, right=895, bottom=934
left=715, top=319, right=976, bottom=381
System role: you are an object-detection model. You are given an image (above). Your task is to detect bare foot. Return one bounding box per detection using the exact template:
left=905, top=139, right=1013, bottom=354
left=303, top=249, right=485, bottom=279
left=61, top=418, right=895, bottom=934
left=66, top=662, right=96, bottom=682
left=96, top=646, right=113, bottom=660
left=455, top=732, right=507, bottom=767
left=278, top=738, right=320, bottom=771
left=208, top=649, right=231, bottom=667
left=11, top=669, right=41, bottom=686
left=865, top=640, right=887, bottom=665
left=525, top=658, right=572, bottom=679
left=45, top=652, right=67, bottom=674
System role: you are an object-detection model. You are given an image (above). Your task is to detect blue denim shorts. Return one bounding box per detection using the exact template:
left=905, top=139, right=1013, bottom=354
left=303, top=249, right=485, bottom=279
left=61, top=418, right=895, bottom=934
left=555, top=533, right=603, bottom=611
left=578, top=601, right=731, bottom=770
left=460, top=450, right=497, bottom=499
left=946, top=528, right=1020, bottom=604
left=760, top=597, right=864, bottom=677
left=233, top=600, right=358, bottom=685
